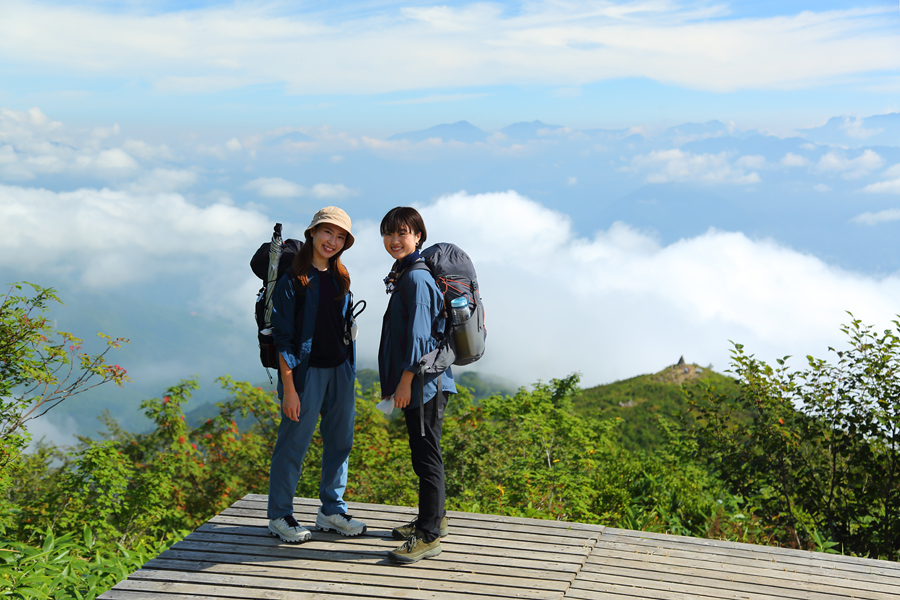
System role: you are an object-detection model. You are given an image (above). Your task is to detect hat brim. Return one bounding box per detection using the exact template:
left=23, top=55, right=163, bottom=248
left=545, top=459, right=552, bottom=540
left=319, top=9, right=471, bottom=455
left=306, top=220, right=354, bottom=251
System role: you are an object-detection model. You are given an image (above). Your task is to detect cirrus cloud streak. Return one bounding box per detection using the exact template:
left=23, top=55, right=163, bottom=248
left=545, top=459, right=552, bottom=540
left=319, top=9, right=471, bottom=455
left=0, top=1, right=897, bottom=95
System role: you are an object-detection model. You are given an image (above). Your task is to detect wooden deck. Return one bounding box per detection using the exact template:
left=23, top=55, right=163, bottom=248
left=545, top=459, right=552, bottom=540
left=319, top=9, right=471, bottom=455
left=100, top=494, right=900, bottom=600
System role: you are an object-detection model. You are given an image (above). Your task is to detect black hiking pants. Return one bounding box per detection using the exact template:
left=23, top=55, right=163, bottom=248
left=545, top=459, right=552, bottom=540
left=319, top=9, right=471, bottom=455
left=403, top=390, right=450, bottom=542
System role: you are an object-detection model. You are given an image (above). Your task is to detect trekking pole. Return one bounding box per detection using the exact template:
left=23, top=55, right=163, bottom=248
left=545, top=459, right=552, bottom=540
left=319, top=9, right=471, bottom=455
left=261, top=223, right=283, bottom=336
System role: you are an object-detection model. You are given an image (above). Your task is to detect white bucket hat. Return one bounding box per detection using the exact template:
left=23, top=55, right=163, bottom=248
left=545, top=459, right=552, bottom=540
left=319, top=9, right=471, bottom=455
left=305, top=206, right=354, bottom=250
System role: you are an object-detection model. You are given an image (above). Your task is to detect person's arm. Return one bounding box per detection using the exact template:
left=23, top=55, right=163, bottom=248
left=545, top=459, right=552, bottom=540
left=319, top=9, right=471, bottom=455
left=272, top=275, right=302, bottom=420
left=394, top=271, right=436, bottom=408
left=272, top=275, right=301, bottom=371
left=393, top=370, right=415, bottom=409
left=279, top=353, right=301, bottom=421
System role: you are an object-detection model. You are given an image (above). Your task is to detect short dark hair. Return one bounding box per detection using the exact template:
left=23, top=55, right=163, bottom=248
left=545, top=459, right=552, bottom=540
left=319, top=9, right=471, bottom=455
left=380, top=206, right=427, bottom=248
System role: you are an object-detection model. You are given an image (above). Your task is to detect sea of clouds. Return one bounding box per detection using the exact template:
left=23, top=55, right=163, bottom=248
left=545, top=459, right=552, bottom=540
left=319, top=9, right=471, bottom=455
left=5, top=105, right=900, bottom=445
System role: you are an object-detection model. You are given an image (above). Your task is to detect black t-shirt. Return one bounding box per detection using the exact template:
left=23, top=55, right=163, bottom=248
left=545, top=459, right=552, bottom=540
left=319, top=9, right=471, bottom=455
left=309, top=270, right=349, bottom=368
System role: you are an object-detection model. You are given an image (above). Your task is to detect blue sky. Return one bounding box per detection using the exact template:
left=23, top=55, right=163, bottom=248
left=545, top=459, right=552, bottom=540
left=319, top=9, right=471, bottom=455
left=1, top=1, right=898, bottom=135
left=3, top=0, right=900, bottom=441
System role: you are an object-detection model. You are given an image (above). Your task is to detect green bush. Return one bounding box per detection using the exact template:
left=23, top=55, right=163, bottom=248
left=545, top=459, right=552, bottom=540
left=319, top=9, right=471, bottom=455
left=0, top=526, right=182, bottom=600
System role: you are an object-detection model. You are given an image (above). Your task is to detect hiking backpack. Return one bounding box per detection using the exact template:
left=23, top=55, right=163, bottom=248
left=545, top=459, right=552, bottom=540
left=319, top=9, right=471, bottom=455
left=406, top=242, right=487, bottom=375
left=251, top=224, right=303, bottom=372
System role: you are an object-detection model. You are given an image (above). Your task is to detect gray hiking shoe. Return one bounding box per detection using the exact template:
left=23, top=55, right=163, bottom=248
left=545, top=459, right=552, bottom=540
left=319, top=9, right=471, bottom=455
left=268, top=515, right=312, bottom=543
left=315, top=508, right=367, bottom=536
left=392, top=515, right=449, bottom=540
left=388, top=532, right=442, bottom=564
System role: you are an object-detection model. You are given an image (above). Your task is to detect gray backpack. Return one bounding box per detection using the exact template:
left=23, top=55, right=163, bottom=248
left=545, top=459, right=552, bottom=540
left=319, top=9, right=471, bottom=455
left=404, top=243, right=486, bottom=434
left=406, top=243, right=486, bottom=373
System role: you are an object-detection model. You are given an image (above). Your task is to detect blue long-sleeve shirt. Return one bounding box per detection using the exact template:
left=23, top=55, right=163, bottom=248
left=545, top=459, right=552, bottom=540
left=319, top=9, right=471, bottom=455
left=379, top=266, right=456, bottom=409
left=272, top=269, right=355, bottom=399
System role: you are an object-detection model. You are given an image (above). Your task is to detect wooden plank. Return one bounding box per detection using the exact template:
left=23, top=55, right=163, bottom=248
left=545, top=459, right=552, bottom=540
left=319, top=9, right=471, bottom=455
left=240, top=494, right=605, bottom=533
left=100, top=495, right=900, bottom=600
left=571, top=573, right=832, bottom=600
left=194, top=520, right=595, bottom=557
left=181, top=529, right=593, bottom=563
left=234, top=500, right=603, bottom=540
left=565, top=581, right=769, bottom=600
left=574, top=563, right=896, bottom=600
left=116, top=571, right=554, bottom=600
left=155, top=546, right=576, bottom=582
left=166, top=538, right=585, bottom=573
left=143, top=553, right=570, bottom=592
left=590, top=535, right=900, bottom=579
left=212, top=511, right=599, bottom=547
left=584, top=545, right=900, bottom=589
left=601, top=528, right=900, bottom=571
left=136, top=561, right=564, bottom=600
left=100, top=593, right=225, bottom=600
left=581, top=545, right=900, bottom=593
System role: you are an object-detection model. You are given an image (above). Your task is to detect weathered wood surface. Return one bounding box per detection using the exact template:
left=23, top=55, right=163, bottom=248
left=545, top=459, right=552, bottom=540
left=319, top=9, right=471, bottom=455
left=100, top=494, right=900, bottom=600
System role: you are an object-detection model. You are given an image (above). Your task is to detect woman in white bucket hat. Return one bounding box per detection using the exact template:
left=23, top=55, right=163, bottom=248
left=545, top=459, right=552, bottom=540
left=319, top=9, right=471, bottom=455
left=265, top=206, right=367, bottom=543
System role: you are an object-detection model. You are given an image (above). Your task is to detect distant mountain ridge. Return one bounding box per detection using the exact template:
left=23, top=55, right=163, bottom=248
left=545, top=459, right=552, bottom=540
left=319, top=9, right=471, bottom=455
left=386, top=112, right=900, bottom=148
left=388, top=120, right=489, bottom=143
left=799, top=113, right=900, bottom=148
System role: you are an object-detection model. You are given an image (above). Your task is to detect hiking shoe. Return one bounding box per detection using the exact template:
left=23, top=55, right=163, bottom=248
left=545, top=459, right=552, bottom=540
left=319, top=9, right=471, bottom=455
left=315, top=508, right=367, bottom=536
left=268, top=515, right=312, bottom=543
left=392, top=515, right=449, bottom=540
left=388, top=532, right=442, bottom=564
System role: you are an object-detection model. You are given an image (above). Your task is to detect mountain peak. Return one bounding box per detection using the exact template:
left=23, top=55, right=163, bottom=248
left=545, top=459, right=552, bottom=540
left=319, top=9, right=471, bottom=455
left=388, top=121, right=488, bottom=143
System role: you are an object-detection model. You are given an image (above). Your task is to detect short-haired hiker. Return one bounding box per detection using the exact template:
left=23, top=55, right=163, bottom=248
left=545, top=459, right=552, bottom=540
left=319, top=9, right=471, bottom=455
left=266, top=206, right=366, bottom=543
left=379, top=206, right=457, bottom=563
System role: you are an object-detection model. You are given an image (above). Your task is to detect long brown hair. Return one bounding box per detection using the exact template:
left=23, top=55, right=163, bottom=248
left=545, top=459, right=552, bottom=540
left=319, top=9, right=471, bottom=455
left=292, top=227, right=351, bottom=298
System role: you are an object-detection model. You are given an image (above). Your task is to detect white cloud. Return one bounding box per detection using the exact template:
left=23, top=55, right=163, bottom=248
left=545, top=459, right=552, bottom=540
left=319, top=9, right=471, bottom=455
left=245, top=177, right=305, bottom=198
left=0, top=108, right=168, bottom=181
left=0, top=184, right=271, bottom=289
left=196, top=144, right=228, bottom=160
left=863, top=178, right=900, bottom=194
left=93, top=148, right=139, bottom=171
left=310, top=183, right=354, bottom=200
left=345, top=191, right=900, bottom=387
left=129, top=168, right=198, bottom=193
left=226, top=138, right=242, bottom=151
left=814, top=184, right=831, bottom=192
left=851, top=209, right=900, bottom=225
left=781, top=153, right=809, bottom=167
left=0, top=2, right=896, bottom=95
left=735, top=155, right=766, bottom=169
left=382, top=93, right=490, bottom=105
left=628, top=149, right=760, bottom=185
left=243, top=177, right=353, bottom=200
left=839, top=116, right=882, bottom=140
left=816, top=149, right=883, bottom=179
left=5, top=181, right=900, bottom=391
left=122, top=139, right=173, bottom=161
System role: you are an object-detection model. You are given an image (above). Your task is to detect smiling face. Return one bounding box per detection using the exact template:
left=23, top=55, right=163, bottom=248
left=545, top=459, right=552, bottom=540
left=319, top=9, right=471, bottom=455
left=310, top=223, right=348, bottom=267
left=383, top=223, right=421, bottom=261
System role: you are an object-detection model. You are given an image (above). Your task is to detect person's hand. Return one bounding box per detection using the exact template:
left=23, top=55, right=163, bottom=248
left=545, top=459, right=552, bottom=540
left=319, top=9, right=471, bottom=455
left=283, top=389, right=301, bottom=421
left=393, top=380, right=412, bottom=409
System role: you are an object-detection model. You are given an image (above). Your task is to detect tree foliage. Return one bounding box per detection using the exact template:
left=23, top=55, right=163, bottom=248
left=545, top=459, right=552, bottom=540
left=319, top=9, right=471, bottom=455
left=685, top=315, right=900, bottom=559
left=5, top=289, right=900, bottom=598
left=1, top=282, right=128, bottom=537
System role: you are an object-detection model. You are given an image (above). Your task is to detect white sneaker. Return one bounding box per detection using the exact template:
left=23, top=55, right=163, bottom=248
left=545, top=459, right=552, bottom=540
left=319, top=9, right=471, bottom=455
left=315, top=508, right=367, bottom=536
left=268, top=515, right=312, bottom=543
